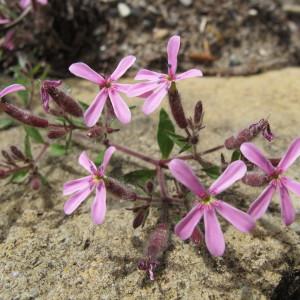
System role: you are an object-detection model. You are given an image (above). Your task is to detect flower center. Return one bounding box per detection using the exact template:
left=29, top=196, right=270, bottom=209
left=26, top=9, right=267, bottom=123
left=201, top=195, right=214, bottom=205
left=92, top=174, right=103, bottom=184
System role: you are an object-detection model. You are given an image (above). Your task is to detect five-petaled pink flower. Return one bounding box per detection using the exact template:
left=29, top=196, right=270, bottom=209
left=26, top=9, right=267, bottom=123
left=63, top=147, right=115, bottom=224
left=20, top=0, right=48, bottom=9
left=128, top=35, right=203, bottom=115
left=0, top=84, right=26, bottom=99
left=69, top=56, right=136, bottom=127
left=169, top=159, right=255, bottom=256
left=240, top=139, right=300, bottom=226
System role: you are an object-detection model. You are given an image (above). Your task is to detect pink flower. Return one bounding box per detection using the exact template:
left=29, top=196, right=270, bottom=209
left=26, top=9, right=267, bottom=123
left=0, top=84, right=26, bottom=99
left=240, top=139, right=300, bottom=226
left=20, top=0, right=48, bottom=9
left=169, top=159, right=255, bottom=256
left=2, top=30, right=15, bottom=51
left=128, top=35, right=203, bottom=115
left=69, top=56, right=136, bottom=127
left=63, top=147, right=115, bottom=224
left=0, top=18, right=10, bottom=25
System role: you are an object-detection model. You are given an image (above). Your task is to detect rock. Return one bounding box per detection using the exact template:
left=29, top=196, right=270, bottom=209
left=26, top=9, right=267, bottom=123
left=179, top=0, right=193, bottom=7
left=117, top=3, right=131, bottom=18
left=153, top=28, right=169, bottom=39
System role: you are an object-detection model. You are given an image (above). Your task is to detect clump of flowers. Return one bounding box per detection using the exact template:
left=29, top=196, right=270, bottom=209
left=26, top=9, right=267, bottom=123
left=0, top=35, right=299, bottom=281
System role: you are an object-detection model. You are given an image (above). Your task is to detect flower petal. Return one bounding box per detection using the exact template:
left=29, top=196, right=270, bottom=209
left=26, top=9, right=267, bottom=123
left=142, top=84, right=168, bottom=115
left=108, top=90, right=131, bottom=124
left=63, top=176, right=92, bottom=196
left=175, top=204, right=203, bottom=240
left=168, top=159, right=207, bottom=198
left=91, top=183, right=107, bottom=224
left=127, top=81, right=161, bottom=97
left=38, top=0, right=48, bottom=4
left=0, top=18, right=10, bottom=25
left=19, top=0, right=31, bottom=8
left=216, top=201, right=255, bottom=233
left=64, top=186, right=93, bottom=215
left=114, top=83, right=132, bottom=94
left=78, top=151, right=97, bottom=174
left=135, top=69, right=165, bottom=81
left=69, top=62, right=104, bottom=85
left=248, top=182, right=276, bottom=220
left=176, top=69, right=203, bottom=81
left=240, top=143, right=274, bottom=175
left=204, top=207, right=225, bottom=257
left=0, top=84, right=26, bottom=98
left=110, top=55, right=136, bottom=81
left=84, top=89, right=108, bottom=127
left=167, top=35, right=180, bottom=76
left=101, top=146, right=116, bottom=172
left=277, top=138, right=300, bottom=173
left=282, top=176, right=300, bottom=196
left=279, top=184, right=295, bottom=226
left=209, top=160, right=247, bottom=195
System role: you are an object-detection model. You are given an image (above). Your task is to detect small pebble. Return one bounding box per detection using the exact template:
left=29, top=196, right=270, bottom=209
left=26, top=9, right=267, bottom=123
left=118, top=3, right=131, bottom=18
left=179, top=0, right=193, bottom=7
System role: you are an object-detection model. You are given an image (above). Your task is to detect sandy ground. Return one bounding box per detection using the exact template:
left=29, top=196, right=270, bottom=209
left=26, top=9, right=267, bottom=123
left=0, top=68, right=300, bottom=299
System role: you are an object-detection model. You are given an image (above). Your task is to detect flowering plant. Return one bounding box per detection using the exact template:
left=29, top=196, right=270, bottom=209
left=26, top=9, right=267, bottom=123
left=0, top=35, right=299, bottom=282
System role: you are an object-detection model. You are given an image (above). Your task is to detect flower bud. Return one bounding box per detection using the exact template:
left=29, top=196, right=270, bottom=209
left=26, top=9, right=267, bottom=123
left=30, top=175, right=41, bottom=190
left=242, top=172, right=269, bottom=187
left=193, top=101, right=203, bottom=125
left=1, top=102, right=48, bottom=128
left=190, top=226, right=202, bottom=245
left=0, top=169, right=8, bottom=178
left=168, top=82, right=188, bottom=129
left=87, top=126, right=103, bottom=138
left=47, top=128, right=68, bottom=139
left=10, top=146, right=26, bottom=161
left=105, top=177, right=137, bottom=201
left=133, top=208, right=149, bottom=229
left=1, top=150, right=15, bottom=165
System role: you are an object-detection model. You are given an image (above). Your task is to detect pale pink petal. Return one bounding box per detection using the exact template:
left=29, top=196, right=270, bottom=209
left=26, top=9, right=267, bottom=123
left=114, top=83, right=132, bottom=94
left=248, top=182, right=276, bottom=220
left=142, top=84, right=168, bottom=115
left=176, top=69, right=203, bottom=81
left=169, top=159, right=207, bottom=198
left=204, top=208, right=225, bottom=257
left=279, top=184, right=295, bottom=226
left=19, top=0, right=31, bottom=8
left=0, top=18, right=10, bottom=25
left=78, top=151, right=97, bottom=174
left=127, top=81, right=161, bottom=97
left=91, top=183, right=106, bottom=224
left=101, top=146, right=116, bottom=172
left=167, top=35, right=180, bottom=76
left=110, top=55, right=136, bottom=81
left=135, top=69, right=165, bottom=81
left=108, top=90, right=131, bottom=124
left=277, top=138, right=300, bottom=173
left=69, top=62, right=104, bottom=85
left=240, top=143, right=274, bottom=175
left=0, top=84, right=26, bottom=98
left=174, top=204, right=203, bottom=240
left=64, top=186, right=93, bottom=215
left=38, top=0, right=48, bottom=4
left=209, top=160, right=247, bottom=195
left=216, top=201, right=255, bottom=233
left=84, top=89, right=108, bottom=127
left=282, top=177, right=300, bottom=196
left=63, top=176, right=92, bottom=196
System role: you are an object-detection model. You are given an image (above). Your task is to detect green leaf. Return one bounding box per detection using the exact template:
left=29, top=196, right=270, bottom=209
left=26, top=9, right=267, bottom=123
left=78, top=101, right=89, bottom=111
left=11, top=169, right=29, bottom=183
left=94, top=149, right=105, bottom=165
left=178, top=143, right=192, bottom=153
left=129, top=105, right=137, bottom=110
left=157, top=108, right=175, bottom=159
left=24, top=126, right=44, bottom=144
left=123, top=169, right=156, bottom=186
left=167, top=131, right=191, bottom=153
left=0, top=118, right=16, bottom=130
left=49, top=144, right=66, bottom=157
left=202, top=165, right=220, bottom=179
left=24, top=134, right=32, bottom=159
left=231, top=149, right=241, bottom=162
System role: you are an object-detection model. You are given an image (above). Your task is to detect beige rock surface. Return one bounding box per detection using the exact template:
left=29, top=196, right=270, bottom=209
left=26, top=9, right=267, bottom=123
left=0, top=68, right=300, bottom=299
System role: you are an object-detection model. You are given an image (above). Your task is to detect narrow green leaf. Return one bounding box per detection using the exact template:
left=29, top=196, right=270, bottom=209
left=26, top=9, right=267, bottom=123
left=49, top=144, right=66, bottom=157
left=11, top=169, right=28, bottom=183
left=24, top=134, right=32, bottom=159
left=0, top=118, right=16, bottom=130
left=123, top=169, right=156, bottom=186
left=202, top=165, right=220, bottom=179
left=231, top=149, right=241, bottom=162
left=24, top=126, right=44, bottom=144
left=78, top=101, right=89, bottom=111
left=166, top=131, right=191, bottom=153
left=157, top=108, right=175, bottom=159
left=94, top=149, right=105, bottom=165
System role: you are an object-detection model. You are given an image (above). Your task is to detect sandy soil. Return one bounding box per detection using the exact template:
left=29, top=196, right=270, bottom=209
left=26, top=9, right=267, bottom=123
left=0, top=68, right=300, bottom=299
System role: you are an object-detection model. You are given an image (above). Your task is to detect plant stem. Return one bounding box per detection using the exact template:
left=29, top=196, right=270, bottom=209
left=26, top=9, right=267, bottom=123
left=35, top=143, right=49, bottom=163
